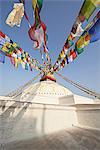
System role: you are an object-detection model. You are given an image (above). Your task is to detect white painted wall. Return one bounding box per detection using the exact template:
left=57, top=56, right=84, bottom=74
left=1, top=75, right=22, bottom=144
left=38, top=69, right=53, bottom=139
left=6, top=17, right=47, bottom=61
left=59, top=94, right=95, bottom=105
left=74, top=95, right=94, bottom=104
left=0, top=99, right=77, bottom=143
left=75, top=104, right=100, bottom=130
left=0, top=95, right=100, bottom=144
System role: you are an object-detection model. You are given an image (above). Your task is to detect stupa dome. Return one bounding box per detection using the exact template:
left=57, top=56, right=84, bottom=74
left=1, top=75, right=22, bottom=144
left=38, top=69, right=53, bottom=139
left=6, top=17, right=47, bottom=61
left=20, top=80, right=72, bottom=103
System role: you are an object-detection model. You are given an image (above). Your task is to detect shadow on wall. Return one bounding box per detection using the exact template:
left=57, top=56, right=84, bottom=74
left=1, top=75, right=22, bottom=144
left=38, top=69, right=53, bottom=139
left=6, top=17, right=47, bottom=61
left=76, top=109, right=100, bottom=130
left=0, top=82, right=43, bottom=143
left=0, top=98, right=76, bottom=146
left=0, top=100, right=46, bottom=144
left=41, top=105, right=46, bottom=134
left=0, top=102, right=31, bottom=140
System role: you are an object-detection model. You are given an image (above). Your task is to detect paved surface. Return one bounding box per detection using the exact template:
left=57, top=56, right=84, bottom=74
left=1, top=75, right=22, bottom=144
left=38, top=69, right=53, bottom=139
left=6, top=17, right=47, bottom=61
left=3, top=127, right=100, bottom=150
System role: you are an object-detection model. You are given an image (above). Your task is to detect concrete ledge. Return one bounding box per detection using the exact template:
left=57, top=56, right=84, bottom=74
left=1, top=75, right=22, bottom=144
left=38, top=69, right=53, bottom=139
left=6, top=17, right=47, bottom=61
left=74, top=104, right=100, bottom=110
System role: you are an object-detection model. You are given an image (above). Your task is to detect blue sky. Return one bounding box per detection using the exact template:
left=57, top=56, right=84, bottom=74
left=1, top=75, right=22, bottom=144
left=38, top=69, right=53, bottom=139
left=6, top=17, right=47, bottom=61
left=0, top=0, right=100, bottom=96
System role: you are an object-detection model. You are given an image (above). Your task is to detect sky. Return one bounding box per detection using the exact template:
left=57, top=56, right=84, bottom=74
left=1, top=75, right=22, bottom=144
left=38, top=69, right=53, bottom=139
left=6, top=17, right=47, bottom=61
left=0, top=0, right=100, bottom=97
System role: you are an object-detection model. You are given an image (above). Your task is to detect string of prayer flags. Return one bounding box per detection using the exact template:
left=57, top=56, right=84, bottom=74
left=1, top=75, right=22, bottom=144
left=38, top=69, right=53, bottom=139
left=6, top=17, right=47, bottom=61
left=53, top=16, right=100, bottom=72
left=32, top=0, right=43, bottom=26
left=75, top=31, right=90, bottom=54
left=71, top=17, right=100, bottom=57
left=5, top=0, right=51, bottom=67
left=85, top=11, right=100, bottom=31
left=53, top=0, right=99, bottom=71
left=0, top=30, right=43, bottom=71
left=28, top=0, right=51, bottom=66
left=76, top=17, right=100, bottom=53
left=6, top=3, right=24, bottom=27
left=54, top=49, right=78, bottom=71
left=69, top=0, right=100, bottom=37
left=28, top=22, right=47, bottom=49
left=53, top=0, right=100, bottom=72
left=78, top=0, right=97, bottom=22
left=29, top=0, right=48, bottom=54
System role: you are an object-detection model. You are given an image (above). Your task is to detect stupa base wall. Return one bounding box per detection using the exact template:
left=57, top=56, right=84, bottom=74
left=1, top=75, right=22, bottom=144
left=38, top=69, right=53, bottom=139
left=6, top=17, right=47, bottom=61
left=74, top=104, right=100, bottom=131
left=0, top=100, right=77, bottom=144
left=0, top=98, right=100, bottom=145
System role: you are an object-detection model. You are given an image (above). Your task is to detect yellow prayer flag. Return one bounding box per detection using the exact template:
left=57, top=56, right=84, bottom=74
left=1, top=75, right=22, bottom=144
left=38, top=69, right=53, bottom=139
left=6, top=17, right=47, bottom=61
left=14, top=58, right=18, bottom=68
left=12, top=42, right=17, bottom=48
left=79, top=0, right=96, bottom=20
left=77, top=32, right=90, bottom=49
left=60, top=51, right=65, bottom=58
left=32, top=0, right=37, bottom=11
left=2, top=46, right=8, bottom=52
left=91, top=0, right=100, bottom=7
left=5, top=42, right=11, bottom=48
left=77, top=36, right=84, bottom=49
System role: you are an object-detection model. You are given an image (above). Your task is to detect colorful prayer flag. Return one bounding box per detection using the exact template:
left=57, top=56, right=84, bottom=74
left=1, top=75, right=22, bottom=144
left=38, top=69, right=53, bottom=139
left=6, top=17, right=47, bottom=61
left=0, top=30, right=43, bottom=71
left=0, top=51, right=5, bottom=63
left=6, top=3, right=24, bottom=27
left=78, top=0, right=96, bottom=21
left=89, top=18, right=100, bottom=43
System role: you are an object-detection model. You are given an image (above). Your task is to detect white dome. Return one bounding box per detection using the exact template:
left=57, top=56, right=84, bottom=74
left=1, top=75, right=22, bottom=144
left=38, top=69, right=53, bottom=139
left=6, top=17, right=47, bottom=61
left=21, top=80, right=72, bottom=101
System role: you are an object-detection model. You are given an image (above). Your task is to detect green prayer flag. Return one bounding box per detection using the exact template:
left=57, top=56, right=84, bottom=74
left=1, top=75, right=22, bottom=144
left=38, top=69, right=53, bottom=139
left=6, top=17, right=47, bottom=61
left=75, top=45, right=84, bottom=55
left=79, top=0, right=96, bottom=20
left=37, top=0, right=43, bottom=11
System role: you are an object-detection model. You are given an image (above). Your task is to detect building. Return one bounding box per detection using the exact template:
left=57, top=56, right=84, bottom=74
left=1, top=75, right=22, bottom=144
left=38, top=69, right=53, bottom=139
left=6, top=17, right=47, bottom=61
left=0, top=80, right=100, bottom=149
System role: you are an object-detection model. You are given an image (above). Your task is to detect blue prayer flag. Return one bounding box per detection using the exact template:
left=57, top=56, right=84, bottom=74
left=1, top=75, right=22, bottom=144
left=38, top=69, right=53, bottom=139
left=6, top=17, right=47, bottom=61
left=89, top=19, right=100, bottom=43
left=0, top=51, right=5, bottom=63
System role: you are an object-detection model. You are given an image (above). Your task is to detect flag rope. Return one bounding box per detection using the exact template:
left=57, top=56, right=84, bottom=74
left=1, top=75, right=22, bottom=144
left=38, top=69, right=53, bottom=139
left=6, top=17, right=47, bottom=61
left=5, top=73, right=42, bottom=98
left=56, top=72, right=100, bottom=99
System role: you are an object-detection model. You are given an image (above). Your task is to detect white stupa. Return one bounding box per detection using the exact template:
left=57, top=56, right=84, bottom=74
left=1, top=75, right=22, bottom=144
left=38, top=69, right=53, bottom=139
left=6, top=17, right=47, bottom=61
left=0, top=77, right=100, bottom=147
left=18, top=78, right=98, bottom=105
left=20, top=80, right=72, bottom=104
